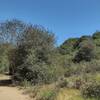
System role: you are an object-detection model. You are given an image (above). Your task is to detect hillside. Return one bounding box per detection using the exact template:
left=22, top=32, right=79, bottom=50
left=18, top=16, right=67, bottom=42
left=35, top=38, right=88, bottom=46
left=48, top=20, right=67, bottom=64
left=0, top=20, right=100, bottom=100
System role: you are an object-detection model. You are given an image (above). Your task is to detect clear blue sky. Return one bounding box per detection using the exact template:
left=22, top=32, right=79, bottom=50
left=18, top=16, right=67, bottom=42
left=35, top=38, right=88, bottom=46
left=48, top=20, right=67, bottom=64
left=0, top=0, right=100, bottom=45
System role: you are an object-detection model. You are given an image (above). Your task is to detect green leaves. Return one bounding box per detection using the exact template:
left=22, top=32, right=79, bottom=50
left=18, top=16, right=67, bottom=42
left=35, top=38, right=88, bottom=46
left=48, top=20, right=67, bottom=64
left=81, top=81, right=100, bottom=99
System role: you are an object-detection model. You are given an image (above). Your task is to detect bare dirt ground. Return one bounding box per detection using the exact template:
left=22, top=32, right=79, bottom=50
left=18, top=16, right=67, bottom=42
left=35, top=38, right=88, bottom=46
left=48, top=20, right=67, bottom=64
left=0, top=74, right=31, bottom=100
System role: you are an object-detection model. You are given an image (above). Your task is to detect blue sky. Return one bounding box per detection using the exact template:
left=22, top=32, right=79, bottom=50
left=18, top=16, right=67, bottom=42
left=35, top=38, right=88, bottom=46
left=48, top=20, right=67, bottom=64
left=0, top=0, right=100, bottom=45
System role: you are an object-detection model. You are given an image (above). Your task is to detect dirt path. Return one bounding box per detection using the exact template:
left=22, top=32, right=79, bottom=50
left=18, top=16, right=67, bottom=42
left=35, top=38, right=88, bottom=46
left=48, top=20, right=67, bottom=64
left=0, top=74, right=31, bottom=100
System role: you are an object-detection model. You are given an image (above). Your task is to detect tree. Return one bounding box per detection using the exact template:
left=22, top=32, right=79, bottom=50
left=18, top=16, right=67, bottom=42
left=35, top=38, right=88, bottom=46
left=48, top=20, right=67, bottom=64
left=0, top=19, right=27, bottom=74
left=0, top=19, right=26, bottom=45
left=92, top=31, right=100, bottom=47
left=74, top=39, right=96, bottom=62
left=11, top=25, right=56, bottom=84
left=59, top=38, right=78, bottom=55
left=74, top=35, right=92, bottom=49
left=92, top=31, right=100, bottom=39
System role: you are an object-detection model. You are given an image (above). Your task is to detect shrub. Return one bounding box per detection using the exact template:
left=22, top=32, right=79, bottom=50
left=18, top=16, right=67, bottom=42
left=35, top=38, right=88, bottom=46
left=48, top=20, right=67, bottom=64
left=92, top=31, right=100, bottom=39
left=74, top=39, right=96, bottom=62
left=57, top=77, right=68, bottom=88
left=81, top=81, right=100, bottom=99
left=38, top=89, right=57, bottom=100
left=74, top=35, right=92, bottom=49
left=0, top=43, right=11, bottom=73
left=11, top=25, right=60, bottom=85
left=74, top=78, right=82, bottom=89
left=59, top=38, right=78, bottom=55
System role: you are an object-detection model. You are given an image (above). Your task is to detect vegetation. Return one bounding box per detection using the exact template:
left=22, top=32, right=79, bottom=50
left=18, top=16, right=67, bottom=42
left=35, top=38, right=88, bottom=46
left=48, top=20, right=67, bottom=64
left=0, top=19, right=100, bottom=100
left=81, top=81, right=100, bottom=99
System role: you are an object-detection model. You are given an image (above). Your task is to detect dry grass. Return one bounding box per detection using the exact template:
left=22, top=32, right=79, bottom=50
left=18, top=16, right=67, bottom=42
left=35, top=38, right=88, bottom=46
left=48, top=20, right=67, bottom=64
left=56, top=88, right=84, bottom=100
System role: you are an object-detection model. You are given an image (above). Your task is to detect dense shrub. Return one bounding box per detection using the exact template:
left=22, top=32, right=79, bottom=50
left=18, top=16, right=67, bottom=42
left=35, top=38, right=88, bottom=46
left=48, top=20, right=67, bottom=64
left=74, top=78, right=82, bottom=89
left=92, top=31, right=100, bottom=39
left=81, top=81, right=100, bottom=99
left=10, top=25, right=61, bottom=84
left=0, top=19, right=100, bottom=99
left=74, top=39, right=96, bottom=62
left=0, top=43, right=12, bottom=73
left=59, top=38, right=78, bottom=55
left=74, top=35, right=92, bottom=49
left=57, top=77, right=68, bottom=88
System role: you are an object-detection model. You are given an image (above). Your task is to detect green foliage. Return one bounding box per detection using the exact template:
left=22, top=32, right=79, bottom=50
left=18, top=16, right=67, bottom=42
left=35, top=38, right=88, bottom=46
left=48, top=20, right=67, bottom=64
left=0, top=43, right=11, bottom=73
left=10, top=25, right=58, bottom=84
left=57, top=78, right=68, bottom=88
left=39, top=89, right=57, bottom=100
left=0, top=19, right=100, bottom=100
left=0, top=19, right=27, bottom=74
left=59, top=38, right=78, bottom=55
left=74, top=35, right=92, bottom=48
left=92, top=31, right=100, bottom=39
left=81, top=81, right=100, bottom=99
left=93, top=32, right=100, bottom=48
left=74, top=39, right=96, bottom=62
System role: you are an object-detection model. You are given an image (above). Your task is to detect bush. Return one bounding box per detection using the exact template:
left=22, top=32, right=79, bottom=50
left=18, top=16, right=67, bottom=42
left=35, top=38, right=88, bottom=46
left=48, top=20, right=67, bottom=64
left=59, top=38, right=78, bottom=55
left=13, top=47, right=61, bottom=84
left=10, top=25, right=60, bottom=85
left=57, top=77, right=68, bottom=88
left=0, top=43, right=11, bottom=73
left=74, top=78, right=82, bottom=89
left=81, top=81, right=100, bottom=99
left=38, top=89, right=57, bottom=100
left=74, top=39, right=96, bottom=62
left=92, top=31, right=100, bottom=39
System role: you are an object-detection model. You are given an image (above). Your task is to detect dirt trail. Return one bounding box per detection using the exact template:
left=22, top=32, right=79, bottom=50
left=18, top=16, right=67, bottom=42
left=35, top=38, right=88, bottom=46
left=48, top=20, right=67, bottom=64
left=0, top=74, right=31, bottom=100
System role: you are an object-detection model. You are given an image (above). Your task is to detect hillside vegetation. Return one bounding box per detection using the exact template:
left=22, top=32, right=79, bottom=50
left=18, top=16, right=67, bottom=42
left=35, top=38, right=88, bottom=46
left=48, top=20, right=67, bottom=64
left=0, top=19, right=100, bottom=100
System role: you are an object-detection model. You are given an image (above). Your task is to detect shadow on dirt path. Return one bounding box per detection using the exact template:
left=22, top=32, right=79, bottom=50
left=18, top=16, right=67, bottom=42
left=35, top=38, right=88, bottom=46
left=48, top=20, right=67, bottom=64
left=0, top=79, right=12, bottom=86
left=0, top=74, right=12, bottom=86
left=0, top=74, right=31, bottom=100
